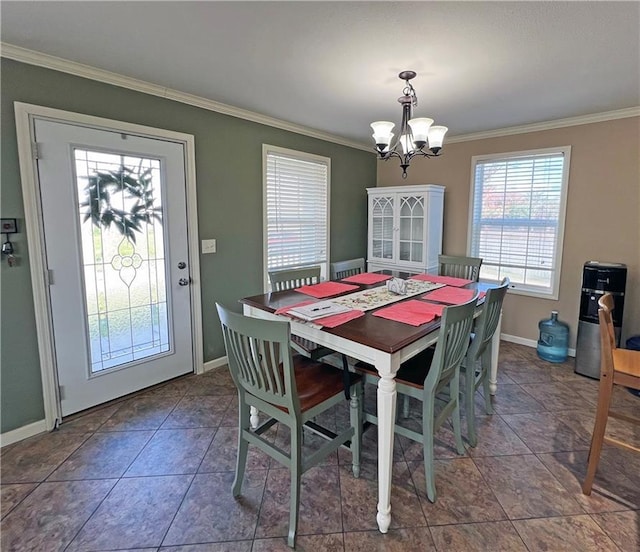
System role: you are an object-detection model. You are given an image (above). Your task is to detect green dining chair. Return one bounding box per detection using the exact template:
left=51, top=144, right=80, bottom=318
left=269, top=266, right=322, bottom=291
left=400, top=253, right=482, bottom=419
left=268, top=266, right=335, bottom=361
left=355, top=295, right=477, bottom=502
left=438, top=254, right=483, bottom=282
left=268, top=266, right=353, bottom=397
left=216, top=303, right=362, bottom=548
left=461, top=278, right=509, bottom=447
left=330, top=257, right=365, bottom=280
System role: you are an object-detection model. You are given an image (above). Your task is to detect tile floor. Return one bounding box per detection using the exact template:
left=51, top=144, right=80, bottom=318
left=1, top=342, right=639, bottom=551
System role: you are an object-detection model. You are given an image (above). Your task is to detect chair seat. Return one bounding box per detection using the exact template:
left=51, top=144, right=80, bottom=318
left=280, top=355, right=361, bottom=414
left=613, top=348, right=640, bottom=379
left=355, top=347, right=435, bottom=390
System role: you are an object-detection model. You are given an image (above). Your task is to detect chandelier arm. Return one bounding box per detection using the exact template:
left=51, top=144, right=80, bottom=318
left=406, top=149, right=440, bottom=162
left=377, top=150, right=403, bottom=162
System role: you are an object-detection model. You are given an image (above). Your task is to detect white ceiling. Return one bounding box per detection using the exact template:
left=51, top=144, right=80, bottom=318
left=2, top=1, right=639, bottom=146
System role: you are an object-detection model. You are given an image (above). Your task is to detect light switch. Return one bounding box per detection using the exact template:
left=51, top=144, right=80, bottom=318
left=201, top=239, right=217, bottom=254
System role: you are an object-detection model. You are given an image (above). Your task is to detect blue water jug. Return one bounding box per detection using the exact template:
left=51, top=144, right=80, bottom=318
left=537, top=311, right=569, bottom=363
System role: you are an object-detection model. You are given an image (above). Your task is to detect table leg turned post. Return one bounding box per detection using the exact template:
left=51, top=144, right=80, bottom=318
left=376, top=370, right=397, bottom=533
left=489, top=309, right=503, bottom=396
left=250, top=406, right=259, bottom=429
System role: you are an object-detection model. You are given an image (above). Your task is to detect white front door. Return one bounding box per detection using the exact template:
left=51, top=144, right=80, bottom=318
left=34, top=118, right=194, bottom=416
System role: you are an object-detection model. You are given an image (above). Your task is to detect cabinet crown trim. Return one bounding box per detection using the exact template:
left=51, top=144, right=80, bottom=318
left=367, top=184, right=445, bottom=194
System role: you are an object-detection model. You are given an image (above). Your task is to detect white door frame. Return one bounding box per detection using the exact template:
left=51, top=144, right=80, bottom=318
left=14, top=102, right=203, bottom=430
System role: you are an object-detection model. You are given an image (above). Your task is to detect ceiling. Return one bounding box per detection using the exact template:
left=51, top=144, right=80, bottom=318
left=2, top=1, right=639, bottom=147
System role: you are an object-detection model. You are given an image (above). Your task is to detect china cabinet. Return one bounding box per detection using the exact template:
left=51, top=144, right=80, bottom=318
left=367, top=185, right=444, bottom=274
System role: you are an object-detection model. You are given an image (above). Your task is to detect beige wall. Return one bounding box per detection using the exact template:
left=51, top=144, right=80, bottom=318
left=377, top=117, right=640, bottom=348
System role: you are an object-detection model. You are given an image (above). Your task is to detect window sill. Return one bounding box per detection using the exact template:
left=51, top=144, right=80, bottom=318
left=506, top=285, right=559, bottom=301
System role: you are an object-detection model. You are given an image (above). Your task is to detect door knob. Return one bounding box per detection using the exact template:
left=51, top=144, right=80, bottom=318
left=178, top=278, right=190, bottom=286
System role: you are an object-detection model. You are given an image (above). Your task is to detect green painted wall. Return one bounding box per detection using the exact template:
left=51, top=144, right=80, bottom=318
left=0, top=58, right=376, bottom=433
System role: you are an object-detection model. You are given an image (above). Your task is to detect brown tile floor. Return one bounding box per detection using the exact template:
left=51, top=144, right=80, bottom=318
left=1, top=342, right=639, bottom=551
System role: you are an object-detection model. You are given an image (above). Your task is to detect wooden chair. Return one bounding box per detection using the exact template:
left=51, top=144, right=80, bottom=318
left=438, top=254, right=483, bottom=282
left=331, top=257, right=365, bottom=280
left=582, top=293, right=640, bottom=495
left=461, top=278, right=509, bottom=447
left=216, top=303, right=362, bottom=548
left=269, top=266, right=321, bottom=291
left=355, top=295, right=478, bottom=502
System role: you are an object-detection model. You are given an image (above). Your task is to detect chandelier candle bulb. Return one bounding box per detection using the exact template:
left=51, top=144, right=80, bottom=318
left=427, top=125, right=448, bottom=151
left=371, top=121, right=395, bottom=150
left=407, top=117, right=434, bottom=146
left=400, top=134, right=413, bottom=155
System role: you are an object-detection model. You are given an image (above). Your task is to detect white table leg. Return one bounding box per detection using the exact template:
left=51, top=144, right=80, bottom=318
left=489, top=309, right=503, bottom=396
left=376, top=355, right=400, bottom=533
left=250, top=406, right=259, bottom=429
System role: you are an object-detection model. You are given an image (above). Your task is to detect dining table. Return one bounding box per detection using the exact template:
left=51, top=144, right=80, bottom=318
left=240, top=271, right=502, bottom=533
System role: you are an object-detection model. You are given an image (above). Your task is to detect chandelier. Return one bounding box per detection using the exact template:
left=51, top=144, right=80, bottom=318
left=371, top=71, right=448, bottom=178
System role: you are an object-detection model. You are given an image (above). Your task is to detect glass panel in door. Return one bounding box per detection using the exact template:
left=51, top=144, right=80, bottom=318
left=398, top=196, right=425, bottom=263
left=74, top=149, right=169, bottom=374
left=372, top=196, right=395, bottom=260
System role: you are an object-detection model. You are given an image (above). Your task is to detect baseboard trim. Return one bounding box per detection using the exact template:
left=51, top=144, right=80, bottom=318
left=501, top=333, right=576, bottom=357
left=203, top=355, right=228, bottom=373
left=1, top=419, right=48, bottom=448
left=1, top=358, right=228, bottom=446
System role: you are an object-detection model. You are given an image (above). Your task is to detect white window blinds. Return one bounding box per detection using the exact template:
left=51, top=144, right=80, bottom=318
left=469, top=147, right=570, bottom=298
left=264, top=146, right=330, bottom=277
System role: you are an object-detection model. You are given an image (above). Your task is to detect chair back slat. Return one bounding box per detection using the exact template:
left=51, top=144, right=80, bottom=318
left=269, top=266, right=321, bottom=291
left=331, top=258, right=365, bottom=280
left=217, top=303, right=299, bottom=413
left=424, top=295, right=477, bottom=390
left=438, top=255, right=483, bottom=282
left=467, top=278, right=510, bottom=361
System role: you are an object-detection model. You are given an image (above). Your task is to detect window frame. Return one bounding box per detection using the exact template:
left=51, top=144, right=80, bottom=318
left=262, top=144, right=331, bottom=292
left=467, top=146, right=571, bottom=300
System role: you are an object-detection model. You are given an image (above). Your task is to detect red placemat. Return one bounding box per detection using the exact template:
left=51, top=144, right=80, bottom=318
left=411, top=273, right=473, bottom=287
left=295, top=281, right=359, bottom=298
left=413, top=301, right=446, bottom=317
left=422, top=286, right=477, bottom=305
left=315, top=309, right=365, bottom=328
left=340, top=273, right=393, bottom=285
left=372, top=300, right=440, bottom=326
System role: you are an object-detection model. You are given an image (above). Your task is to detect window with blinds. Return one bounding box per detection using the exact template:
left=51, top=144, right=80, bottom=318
left=263, top=145, right=330, bottom=290
left=468, top=147, right=571, bottom=299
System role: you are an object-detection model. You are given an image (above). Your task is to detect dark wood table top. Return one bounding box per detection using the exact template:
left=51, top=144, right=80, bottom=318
left=240, top=273, right=491, bottom=354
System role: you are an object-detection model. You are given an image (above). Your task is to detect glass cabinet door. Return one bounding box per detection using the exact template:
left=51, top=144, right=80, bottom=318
left=398, top=195, right=425, bottom=263
left=370, top=195, right=395, bottom=261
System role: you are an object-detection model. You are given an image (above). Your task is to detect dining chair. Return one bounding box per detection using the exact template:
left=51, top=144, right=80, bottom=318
left=216, top=303, right=362, bottom=548
left=355, top=295, right=478, bottom=502
left=268, top=266, right=335, bottom=362
left=269, top=266, right=321, bottom=291
left=582, top=293, right=640, bottom=495
left=401, top=254, right=482, bottom=419
left=330, top=257, right=365, bottom=280
left=461, top=277, right=509, bottom=447
left=438, top=254, right=483, bottom=282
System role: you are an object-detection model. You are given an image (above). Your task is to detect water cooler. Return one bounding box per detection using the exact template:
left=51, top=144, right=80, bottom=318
left=575, top=261, right=627, bottom=379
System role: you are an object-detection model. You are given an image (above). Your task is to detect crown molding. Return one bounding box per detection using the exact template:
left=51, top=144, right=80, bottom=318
left=448, top=106, right=640, bottom=144
left=3, top=42, right=638, bottom=150
left=0, top=42, right=370, bottom=152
